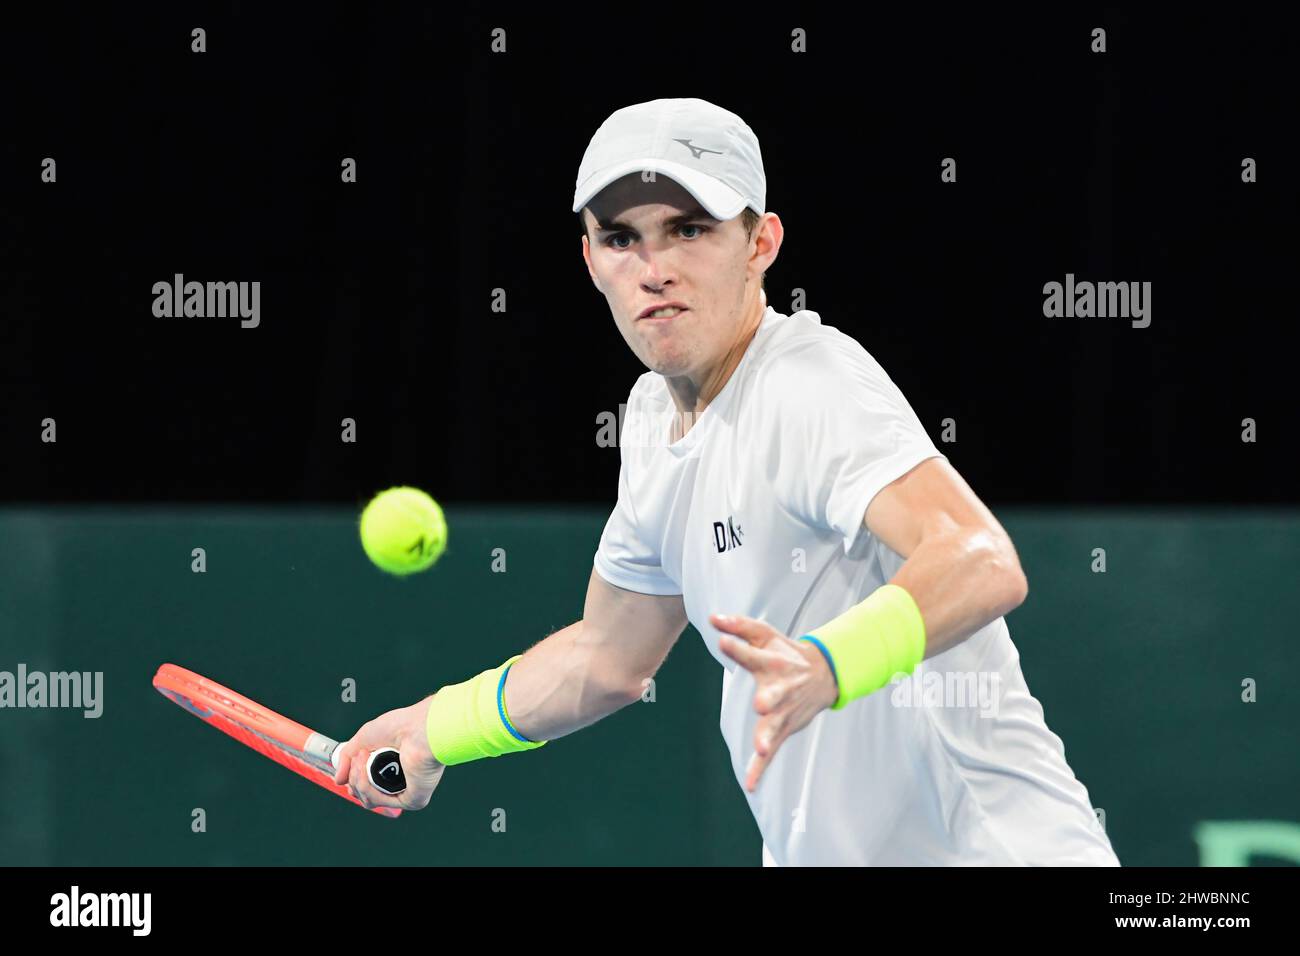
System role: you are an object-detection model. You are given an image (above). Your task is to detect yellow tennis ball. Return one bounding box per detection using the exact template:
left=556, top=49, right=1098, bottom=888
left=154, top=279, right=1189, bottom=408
left=359, top=486, right=447, bottom=576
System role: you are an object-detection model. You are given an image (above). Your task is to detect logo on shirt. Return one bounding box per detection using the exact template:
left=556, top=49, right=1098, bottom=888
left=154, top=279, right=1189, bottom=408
left=712, top=515, right=744, bottom=553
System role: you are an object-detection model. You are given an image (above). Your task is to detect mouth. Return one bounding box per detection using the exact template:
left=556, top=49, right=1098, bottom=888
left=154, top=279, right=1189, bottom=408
left=638, top=303, right=689, bottom=320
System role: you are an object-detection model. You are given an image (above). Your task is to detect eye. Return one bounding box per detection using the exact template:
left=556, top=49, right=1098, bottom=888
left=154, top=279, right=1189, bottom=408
left=602, top=223, right=711, bottom=249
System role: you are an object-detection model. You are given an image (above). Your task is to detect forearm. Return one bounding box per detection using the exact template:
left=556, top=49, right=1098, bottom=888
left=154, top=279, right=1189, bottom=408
left=890, top=526, right=1028, bottom=658
left=498, top=620, right=639, bottom=742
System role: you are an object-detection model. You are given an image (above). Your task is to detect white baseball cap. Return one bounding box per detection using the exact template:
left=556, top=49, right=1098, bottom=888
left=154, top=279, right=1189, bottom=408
left=572, top=97, right=766, bottom=222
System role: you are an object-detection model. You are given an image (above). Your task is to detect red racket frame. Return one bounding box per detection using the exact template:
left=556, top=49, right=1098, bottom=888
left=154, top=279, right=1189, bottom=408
left=153, top=662, right=400, bottom=818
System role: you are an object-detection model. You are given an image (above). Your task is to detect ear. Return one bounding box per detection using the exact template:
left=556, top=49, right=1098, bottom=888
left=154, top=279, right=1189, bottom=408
left=580, top=235, right=603, bottom=292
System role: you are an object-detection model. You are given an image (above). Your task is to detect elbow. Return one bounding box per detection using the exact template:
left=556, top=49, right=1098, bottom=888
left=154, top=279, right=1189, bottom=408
left=966, top=527, right=1027, bottom=617
left=621, top=678, right=652, bottom=707
left=593, top=668, right=648, bottom=712
left=618, top=670, right=662, bottom=707
left=1006, top=561, right=1029, bottom=611
left=600, top=665, right=652, bottom=709
left=988, top=534, right=1028, bottom=615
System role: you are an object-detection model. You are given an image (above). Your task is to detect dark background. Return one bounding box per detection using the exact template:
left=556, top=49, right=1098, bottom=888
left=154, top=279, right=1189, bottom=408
left=1, top=6, right=1295, bottom=507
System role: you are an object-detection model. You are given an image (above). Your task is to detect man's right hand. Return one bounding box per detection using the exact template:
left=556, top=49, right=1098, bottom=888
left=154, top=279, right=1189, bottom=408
left=333, top=695, right=446, bottom=812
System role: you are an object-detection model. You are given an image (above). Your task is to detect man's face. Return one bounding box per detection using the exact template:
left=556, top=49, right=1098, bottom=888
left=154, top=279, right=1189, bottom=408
left=580, top=174, right=755, bottom=379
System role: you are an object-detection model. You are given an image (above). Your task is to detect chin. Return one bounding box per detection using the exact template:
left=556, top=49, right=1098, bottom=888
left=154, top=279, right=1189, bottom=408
left=627, top=328, right=695, bottom=376
left=642, top=353, right=692, bottom=377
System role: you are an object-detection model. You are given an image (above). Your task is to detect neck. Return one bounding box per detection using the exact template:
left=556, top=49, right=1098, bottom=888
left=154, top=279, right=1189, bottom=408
left=664, top=289, right=767, bottom=432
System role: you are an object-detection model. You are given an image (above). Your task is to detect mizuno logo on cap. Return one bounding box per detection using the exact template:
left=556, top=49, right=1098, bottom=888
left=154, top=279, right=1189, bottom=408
left=673, top=138, right=724, bottom=160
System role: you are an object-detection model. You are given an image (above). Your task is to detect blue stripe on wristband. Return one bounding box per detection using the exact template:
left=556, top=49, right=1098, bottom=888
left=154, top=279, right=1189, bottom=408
left=497, top=662, right=535, bottom=743
left=799, top=634, right=839, bottom=689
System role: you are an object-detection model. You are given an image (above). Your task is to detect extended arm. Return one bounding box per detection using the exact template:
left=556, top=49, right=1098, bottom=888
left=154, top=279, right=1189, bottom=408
left=333, top=569, right=687, bottom=810
left=502, top=569, right=688, bottom=741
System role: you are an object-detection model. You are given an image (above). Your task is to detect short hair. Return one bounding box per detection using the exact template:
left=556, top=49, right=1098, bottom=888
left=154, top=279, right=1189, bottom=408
left=579, top=206, right=766, bottom=288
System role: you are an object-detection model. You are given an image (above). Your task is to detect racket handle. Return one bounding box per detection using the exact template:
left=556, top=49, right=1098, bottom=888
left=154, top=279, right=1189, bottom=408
left=366, top=748, right=406, bottom=795
left=329, top=745, right=407, bottom=796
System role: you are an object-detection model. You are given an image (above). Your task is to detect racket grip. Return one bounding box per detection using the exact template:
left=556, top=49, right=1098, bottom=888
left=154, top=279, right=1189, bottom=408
left=330, top=745, right=407, bottom=796
left=366, top=748, right=406, bottom=795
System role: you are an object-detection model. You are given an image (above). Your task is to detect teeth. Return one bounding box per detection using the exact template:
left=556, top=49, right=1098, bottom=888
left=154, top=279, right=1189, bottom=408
left=648, top=307, right=682, bottom=318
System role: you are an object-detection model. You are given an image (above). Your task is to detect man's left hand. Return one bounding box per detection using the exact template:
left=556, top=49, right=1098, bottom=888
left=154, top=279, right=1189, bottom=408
left=710, top=613, right=839, bottom=792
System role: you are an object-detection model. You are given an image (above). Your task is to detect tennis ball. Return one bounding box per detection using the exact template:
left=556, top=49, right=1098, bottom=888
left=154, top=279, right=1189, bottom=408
left=359, top=486, right=447, bottom=576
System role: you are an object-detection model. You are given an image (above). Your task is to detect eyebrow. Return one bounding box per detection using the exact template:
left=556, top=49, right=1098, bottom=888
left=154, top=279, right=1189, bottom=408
left=593, top=205, right=716, bottom=234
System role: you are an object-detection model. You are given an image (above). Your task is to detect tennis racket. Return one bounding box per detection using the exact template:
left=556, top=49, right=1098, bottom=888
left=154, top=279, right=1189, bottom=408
left=152, top=662, right=407, bottom=817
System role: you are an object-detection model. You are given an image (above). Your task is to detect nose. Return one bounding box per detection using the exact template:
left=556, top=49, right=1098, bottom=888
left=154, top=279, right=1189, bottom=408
left=637, top=247, right=677, bottom=292
left=641, top=267, right=674, bottom=294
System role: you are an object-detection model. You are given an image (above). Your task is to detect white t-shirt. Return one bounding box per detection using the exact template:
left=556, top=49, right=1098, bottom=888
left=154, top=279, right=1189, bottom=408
left=594, top=305, right=1119, bottom=866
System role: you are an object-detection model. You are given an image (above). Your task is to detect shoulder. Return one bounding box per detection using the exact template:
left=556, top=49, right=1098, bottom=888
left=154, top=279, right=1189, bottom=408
left=749, top=311, right=894, bottom=406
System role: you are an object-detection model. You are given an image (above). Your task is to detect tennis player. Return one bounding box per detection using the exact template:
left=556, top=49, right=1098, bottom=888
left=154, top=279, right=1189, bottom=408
left=335, top=97, right=1120, bottom=866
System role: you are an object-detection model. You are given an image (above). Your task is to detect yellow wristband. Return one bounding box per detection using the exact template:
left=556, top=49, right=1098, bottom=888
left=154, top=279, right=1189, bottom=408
left=803, top=584, right=926, bottom=710
left=425, top=655, right=549, bottom=765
